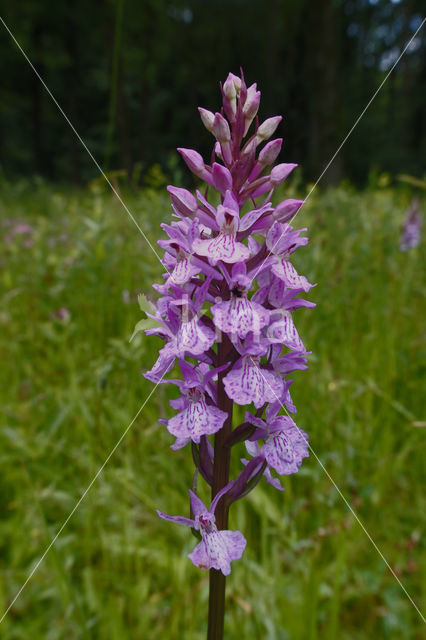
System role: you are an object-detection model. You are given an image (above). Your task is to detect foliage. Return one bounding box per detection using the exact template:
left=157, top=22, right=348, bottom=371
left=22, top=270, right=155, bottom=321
left=0, top=179, right=424, bottom=638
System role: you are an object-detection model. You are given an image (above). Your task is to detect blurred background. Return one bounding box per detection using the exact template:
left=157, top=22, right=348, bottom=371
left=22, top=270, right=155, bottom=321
left=0, top=0, right=425, bottom=185
left=0, top=1, right=425, bottom=639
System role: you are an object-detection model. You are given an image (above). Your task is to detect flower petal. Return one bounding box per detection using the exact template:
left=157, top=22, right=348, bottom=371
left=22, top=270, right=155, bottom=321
left=188, top=539, right=211, bottom=571
left=177, top=318, right=216, bottom=356
left=170, top=436, right=191, bottom=450
left=156, top=510, right=195, bottom=527
left=193, top=235, right=250, bottom=264
left=219, top=530, right=247, bottom=562
left=262, top=422, right=309, bottom=475
left=144, top=344, right=175, bottom=382
left=264, top=468, right=285, bottom=491
left=212, top=297, right=269, bottom=339
left=189, top=529, right=245, bottom=575
left=210, top=481, right=234, bottom=514
left=266, top=311, right=304, bottom=351
left=168, top=257, right=200, bottom=286
left=223, top=357, right=283, bottom=408
left=189, top=490, right=208, bottom=519
left=272, top=259, right=314, bottom=292
left=167, top=400, right=227, bottom=442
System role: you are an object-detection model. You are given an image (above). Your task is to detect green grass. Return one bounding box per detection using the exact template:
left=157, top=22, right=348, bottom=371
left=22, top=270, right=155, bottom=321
left=0, top=177, right=425, bottom=639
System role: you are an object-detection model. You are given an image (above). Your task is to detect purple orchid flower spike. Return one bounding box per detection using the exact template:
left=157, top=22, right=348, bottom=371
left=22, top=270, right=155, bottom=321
left=141, top=71, right=315, bottom=638
left=157, top=482, right=246, bottom=576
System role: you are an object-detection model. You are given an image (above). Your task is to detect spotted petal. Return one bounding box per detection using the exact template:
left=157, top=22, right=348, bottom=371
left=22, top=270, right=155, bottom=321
left=176, top=318, right=216, bottom=356
left=193, top=234, right=250, bottom=265
left=170, top=436, right=191, bottom=450
left=272, top=259, right=314, bottom=292
left=167, top=398, right=227, bottom=442
left=262, top=419, right=309, bottom=475
left=223, top=357, right=283, bottom=408
left=144, top=343, right=175, bottom=382
left=212, top=296, right=269, bottom=339
left=188, top=529, right=246, bottom=575
left=266, top=310, right=304, bottom=351
left=168, top=256, right=200, bottom=286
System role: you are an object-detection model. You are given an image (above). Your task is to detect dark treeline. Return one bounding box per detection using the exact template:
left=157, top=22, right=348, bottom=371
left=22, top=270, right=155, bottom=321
left=0, top=0, right=425, bottom=186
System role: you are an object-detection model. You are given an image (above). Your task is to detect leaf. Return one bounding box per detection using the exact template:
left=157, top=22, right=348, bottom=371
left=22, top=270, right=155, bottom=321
left=129, top=318, right=157, bottom=342
left=138, top=293, right=156, bottom=314
left=129, top=294, right=158, bottom=341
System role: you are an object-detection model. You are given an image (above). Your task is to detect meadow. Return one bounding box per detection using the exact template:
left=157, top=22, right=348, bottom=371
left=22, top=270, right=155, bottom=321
left=0, top=176, right=424, bottom=639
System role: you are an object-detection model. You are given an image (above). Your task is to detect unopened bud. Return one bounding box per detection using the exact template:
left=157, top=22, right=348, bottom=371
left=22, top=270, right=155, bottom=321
left=258, top=138, right=283, bottom=166
left=256, top=116, right=282, bottom=142
left=227, top=72, right=241, bottom=96
left=270, top=163, right=297, bottom=186
left=177, top=148, right=213, bottom=184
left=241, top=138, right=257, bottom=159
left=223, top=74, right=237, bottom=100
left=167, top=186, right=198, bottom=217
left=198, top=107, right=215, bottom=132
left=178, top=148, right=206, bottom=174
left=212, top=162, right=233, bottom=194
left=273, top=199, right=305, bottom=222
left=214, top=141, right=223, bottom=160
left=243, top=90, right=261, bottom=121
left=212, top=113, right=231, bottom=143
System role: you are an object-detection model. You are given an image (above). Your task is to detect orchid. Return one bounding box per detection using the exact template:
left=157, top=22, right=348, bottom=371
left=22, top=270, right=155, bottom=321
left=157, top=482, right=246, bottom=576
left=141, top=71, right=315, bottom=640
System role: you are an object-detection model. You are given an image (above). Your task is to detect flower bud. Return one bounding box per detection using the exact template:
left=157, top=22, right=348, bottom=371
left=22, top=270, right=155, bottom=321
left=212, top=113, right=232, bottom=164
left=256, top=116, right=282, bottom=143
left=243, top=89, right=261, bottom=135
left=223, top=74, right=237, bottom=100
left=273, top=199, right=305, bottom=223
left=167, top=186, right=198, bottom=217
left=214, top=141, right=223, bottom=160
left=198, top=107, right=215, bottom=132
left=212, top=162, right=233, bottom=195
left=177, top=148, right=213, bottom=184
left=212, top=113, right=231, bottom=143
left=243, top=85, right=260, bottom=119
left=258, top=138, right=283, bottom=166
left=270, top=163, right=297, bottom=186
left=226, top=72, right=241, bottom=97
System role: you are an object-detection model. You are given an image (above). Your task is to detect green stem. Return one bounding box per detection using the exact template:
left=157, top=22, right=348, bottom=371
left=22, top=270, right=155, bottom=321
left=207, top=335, right=234, bottom=640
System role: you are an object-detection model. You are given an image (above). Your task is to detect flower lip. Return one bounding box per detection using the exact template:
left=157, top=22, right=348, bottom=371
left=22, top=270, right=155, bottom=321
left=187, top=386, right=204, bottom=402
left=196, top=512, right=216, bottom=532
left=231, top=286, right=244, bottom=298
left=223, top=212, right=236, bottom=231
